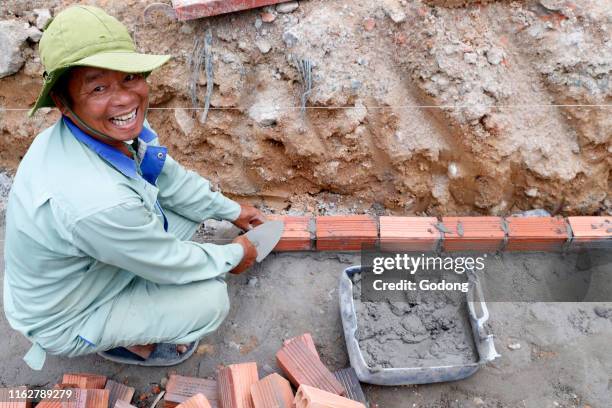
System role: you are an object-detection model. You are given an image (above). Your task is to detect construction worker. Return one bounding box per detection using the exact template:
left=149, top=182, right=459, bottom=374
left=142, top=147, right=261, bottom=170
left=3, top=5, right=263, bottom=370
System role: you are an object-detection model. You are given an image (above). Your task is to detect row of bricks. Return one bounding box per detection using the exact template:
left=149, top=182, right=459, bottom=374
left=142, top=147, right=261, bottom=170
left=268, top=215, right=612, bottom=252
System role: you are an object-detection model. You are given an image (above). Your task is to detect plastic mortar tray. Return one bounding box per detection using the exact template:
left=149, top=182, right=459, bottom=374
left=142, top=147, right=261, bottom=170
left=339, top=265, right=500, bottom=386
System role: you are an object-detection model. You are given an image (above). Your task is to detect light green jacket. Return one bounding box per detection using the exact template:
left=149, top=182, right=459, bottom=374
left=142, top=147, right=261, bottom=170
left=3, top=117, right=243, bottom=370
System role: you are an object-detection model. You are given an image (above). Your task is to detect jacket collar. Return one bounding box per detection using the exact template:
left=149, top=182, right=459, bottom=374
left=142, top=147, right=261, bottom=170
left=63, top=115, right=157, bottom=180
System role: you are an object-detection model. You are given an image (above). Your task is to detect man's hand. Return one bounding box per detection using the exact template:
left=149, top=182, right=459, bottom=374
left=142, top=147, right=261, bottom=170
left=230, top=234, right=257, bottom=274
left=232, top=204, right=266, bottom=231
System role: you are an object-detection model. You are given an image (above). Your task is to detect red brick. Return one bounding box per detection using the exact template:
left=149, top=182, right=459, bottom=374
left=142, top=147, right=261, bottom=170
left=176, top=394, right=212, bottom=408
left=293, top=385, right=365, bottom=408
left=505, top=217, right=569, bottom=251
left=441, top=217, right=505, bottom=252
left=32, top=400, right=61, bottom=408
left=268, top=215, right=313, bottom=251
left=217, top=363, right=259, bottom=408
left=36, top=385, right=76, bottom=408
left=379, top=216, right=440, bottom=251
left=105, top=380, right=135, bottom=408
left=282, top=333, right=319, bottom=360
left=316, top=216, right=378, bottom=251
left=172, top=0, right=292, bottom=21
left=333, top=369, right=367, bottom=405
left=47, top=389, right=108, bottom=408
left=61, top=373, right=107, bottom=389
left=567, top=216, right=612, bottom=249
left=276, top=338, right=345, bottom=396
left=83, top=389, right=110, bottom=408
left=0, top=387, right=32, bottom=408
left=249, top=373, right=293, bottom=408
left=164, top=375, right=218, bottom=408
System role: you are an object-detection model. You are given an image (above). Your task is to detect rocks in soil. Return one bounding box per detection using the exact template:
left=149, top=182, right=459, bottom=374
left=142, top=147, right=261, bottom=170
left=282, top=30, right=299, bottom=47
left=174, top=109, right=195, bottom=135
left=276, top=1, right=299, bottom=14
left=0, top=20, right=31, bottom=78
left=33, top=9, right=51, bottom=30
left=486, top=47, right=504, bottom=65
left=382, top=0, right=407, bottom=24
left=0, top=0, right=610, bottom=215
left=255, top=39, right=272, bottom=54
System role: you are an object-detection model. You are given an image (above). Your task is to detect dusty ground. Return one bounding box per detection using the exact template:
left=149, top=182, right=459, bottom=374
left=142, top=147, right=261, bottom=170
left=1, top=0, right=610, bottom=216
left=1, top=223, right=611, bottom=407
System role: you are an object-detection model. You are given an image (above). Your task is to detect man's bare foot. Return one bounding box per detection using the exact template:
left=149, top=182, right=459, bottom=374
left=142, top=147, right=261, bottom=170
left=126, top=344, right=156, bottom=359
left=125, top=343, right=189, bottom=358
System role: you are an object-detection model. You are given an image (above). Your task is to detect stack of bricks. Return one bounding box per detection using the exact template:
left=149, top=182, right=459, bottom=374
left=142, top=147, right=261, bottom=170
left=160, top=333, right=367, bottom=408
left=264, top=214, right=611, bottom=253
left=4, top=336, right=368, bottom=408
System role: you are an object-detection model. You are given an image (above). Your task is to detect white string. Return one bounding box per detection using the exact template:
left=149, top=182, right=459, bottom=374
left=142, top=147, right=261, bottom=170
left=1, top=104, right=610, bottom=112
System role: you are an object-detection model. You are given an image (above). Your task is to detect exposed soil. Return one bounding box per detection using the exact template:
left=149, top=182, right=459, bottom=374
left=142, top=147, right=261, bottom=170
left=0, top=0, right=610, bottom=217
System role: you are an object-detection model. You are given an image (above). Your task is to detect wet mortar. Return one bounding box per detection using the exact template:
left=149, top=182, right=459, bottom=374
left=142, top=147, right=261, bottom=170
left=351, top=273, right=478, bottom=369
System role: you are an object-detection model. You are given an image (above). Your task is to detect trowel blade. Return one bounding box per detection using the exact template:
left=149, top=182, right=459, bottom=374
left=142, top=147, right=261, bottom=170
left=244, top=220, right=285, bottom=262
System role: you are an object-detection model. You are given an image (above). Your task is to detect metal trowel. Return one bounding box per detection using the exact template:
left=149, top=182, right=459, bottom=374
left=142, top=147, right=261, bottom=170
left=244, top=220, right=285, bottom=262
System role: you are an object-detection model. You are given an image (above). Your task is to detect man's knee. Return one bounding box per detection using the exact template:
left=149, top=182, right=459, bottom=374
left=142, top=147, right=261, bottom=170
left=196, top=278, right=230, bottom=330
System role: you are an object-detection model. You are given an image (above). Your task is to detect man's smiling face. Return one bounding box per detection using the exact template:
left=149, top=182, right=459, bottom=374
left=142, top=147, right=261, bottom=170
left=61, top=67, right=149, bottom=142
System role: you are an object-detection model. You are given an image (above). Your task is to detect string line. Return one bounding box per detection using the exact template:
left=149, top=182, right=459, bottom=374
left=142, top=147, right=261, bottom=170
left=1, top=104, right=611, bottom=112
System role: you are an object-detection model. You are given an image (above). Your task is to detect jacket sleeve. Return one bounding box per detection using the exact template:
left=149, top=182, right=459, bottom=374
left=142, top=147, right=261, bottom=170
left=72, top=200, right=244, bottom=285
left=155, top=153, right=241, bottom=223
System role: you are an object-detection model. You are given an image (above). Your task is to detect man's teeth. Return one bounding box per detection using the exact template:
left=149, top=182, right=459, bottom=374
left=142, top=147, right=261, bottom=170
left=110, top=110, right=137, bottom=125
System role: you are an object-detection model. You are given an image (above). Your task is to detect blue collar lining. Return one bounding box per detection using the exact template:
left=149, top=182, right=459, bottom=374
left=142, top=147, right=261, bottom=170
left=63, top=116, right=163, bottom=183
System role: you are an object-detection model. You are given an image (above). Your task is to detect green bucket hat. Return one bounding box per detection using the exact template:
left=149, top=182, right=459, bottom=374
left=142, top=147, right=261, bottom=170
left=29, top=5, right=171, bottom=116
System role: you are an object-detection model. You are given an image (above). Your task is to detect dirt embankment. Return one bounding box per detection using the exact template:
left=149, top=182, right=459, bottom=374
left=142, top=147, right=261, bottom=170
left=0, top=0, right=610, bottom=216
